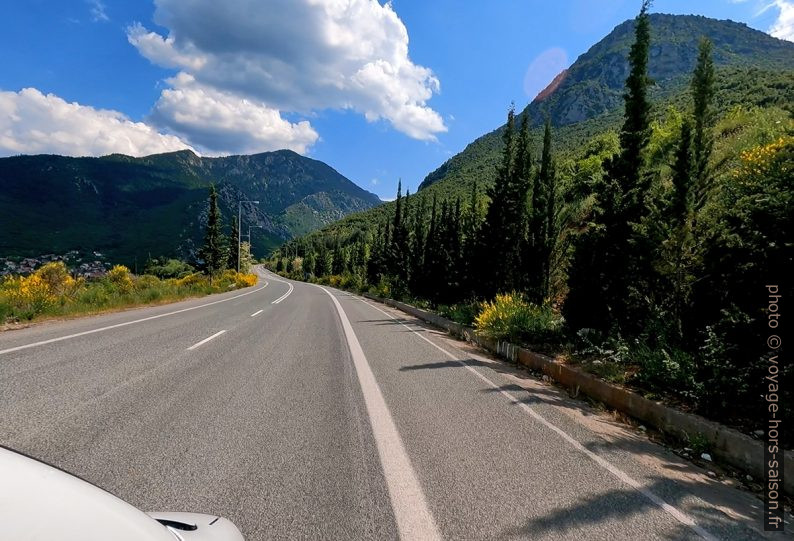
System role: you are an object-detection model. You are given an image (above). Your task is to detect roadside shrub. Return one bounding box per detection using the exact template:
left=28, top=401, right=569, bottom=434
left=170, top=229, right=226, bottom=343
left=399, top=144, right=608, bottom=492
left=36, top=261, right=82, bottom=298
left=106, top=265, right=133, bottom=293
left=475, top=293, right=563, bottom=344
left=134, top=274, right=161, bottom=290
left=437, top=302, right=479, bottom=326
left=629, top=340, right=702, bottom=400
left=2, top=274, right=56, bottom=315
left=234, top=273, right=258, bottom=288
left=145, top=258, right=195, bottom=279
left=175, top=272, right=206, bottom=288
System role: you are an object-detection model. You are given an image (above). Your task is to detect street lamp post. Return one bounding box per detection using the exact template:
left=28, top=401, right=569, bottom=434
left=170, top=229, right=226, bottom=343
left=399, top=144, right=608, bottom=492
left=238, top=200, right=259, bottom=273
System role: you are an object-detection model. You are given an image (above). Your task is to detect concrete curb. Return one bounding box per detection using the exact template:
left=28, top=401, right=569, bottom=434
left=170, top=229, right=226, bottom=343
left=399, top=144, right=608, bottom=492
left=363, top=292, right=793, bottom=496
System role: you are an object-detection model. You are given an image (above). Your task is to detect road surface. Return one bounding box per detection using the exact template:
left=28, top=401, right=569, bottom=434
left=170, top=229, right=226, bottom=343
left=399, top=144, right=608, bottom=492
left=0, top=267, right=786, bottom=539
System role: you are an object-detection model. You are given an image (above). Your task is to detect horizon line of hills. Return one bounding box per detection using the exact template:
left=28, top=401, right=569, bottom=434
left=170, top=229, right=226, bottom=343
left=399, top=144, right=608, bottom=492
left=0, top=12, right=792, bottom=267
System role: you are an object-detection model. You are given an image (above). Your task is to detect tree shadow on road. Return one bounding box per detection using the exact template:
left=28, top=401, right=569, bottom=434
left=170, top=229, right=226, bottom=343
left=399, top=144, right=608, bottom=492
left=498, top=475, right=781, bottom=540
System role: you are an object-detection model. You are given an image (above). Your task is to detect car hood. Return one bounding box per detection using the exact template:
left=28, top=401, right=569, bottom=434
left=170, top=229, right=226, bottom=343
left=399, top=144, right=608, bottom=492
left=147, top=512, right=244, bottom=541
left=0, top=447, right=243, bottom=541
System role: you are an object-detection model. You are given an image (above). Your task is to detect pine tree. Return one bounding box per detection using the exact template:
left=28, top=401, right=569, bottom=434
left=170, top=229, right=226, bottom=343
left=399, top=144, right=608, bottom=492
left=691, top=37, right=715, bottom=210
left=198, top=185, right=228, bottom=276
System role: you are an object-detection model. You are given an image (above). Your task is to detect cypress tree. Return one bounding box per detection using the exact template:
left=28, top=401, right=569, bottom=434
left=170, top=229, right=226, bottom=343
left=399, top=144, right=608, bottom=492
left=508, top=112, right=533, bottom=293
left=565, top=0, right=654, bottom=332
left=228, top=216, right=240, bottom=271
left=463, top=181, right=482, bottom=298
left=367, top=222, right=385, bottom=285
left=615, top=0, right=653, bottom=217
left=670, top=119, right=694, bottom=228
left=423, top=195, right=440, bottom=302
left=408, top=194, right=426, bottom=297
left=539, top=120, right=557, bottom=301
left=390, top=182, right=409, bottom=285
left=448, top=197, right=464, bottom=302
left=691, top=37, right=715, bottom=211
left=480, top=105, right=517, bottom=296
left=198, top=184, right=228, bottom=276
left=331, top=241, right=345, bottom=275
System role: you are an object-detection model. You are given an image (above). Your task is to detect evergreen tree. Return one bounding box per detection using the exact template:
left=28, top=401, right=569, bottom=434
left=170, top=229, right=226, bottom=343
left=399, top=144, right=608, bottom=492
left=565, top=0, right=654, bottom=332
left=539, top=120, right=558, bottom=300
left=303, top=251, right=317, bottom=278
left=331, top=241, right=345, bottom=275
left=390, top=182, right=410, bottom=286
left=228, top=216, right=240, bottom=271
left=656, top=118, right=697, bottom=336
left=408, top=194, right=427, bottom=296
left=198, top=185, right=228, bottom=276
left=423, top=195, right=440, bottom=301
left=691, top=37, right=715, bottom=210
left=447, top=197, right=464, bottom=302
left=512, top=113, right=533, bottom=265
left=479, top=105, right=518, bottom=297
left=462, top=181, right=483, bottom=298
left=526, top=119, right=552, bottom=299
left=367, top=222, right=385, bottom=285
left=670, top=119, right=694, bottom=228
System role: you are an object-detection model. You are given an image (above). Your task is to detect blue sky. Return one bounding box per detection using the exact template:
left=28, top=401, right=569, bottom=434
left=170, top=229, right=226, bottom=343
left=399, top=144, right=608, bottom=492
left=0, top=1, right=791, bottom=200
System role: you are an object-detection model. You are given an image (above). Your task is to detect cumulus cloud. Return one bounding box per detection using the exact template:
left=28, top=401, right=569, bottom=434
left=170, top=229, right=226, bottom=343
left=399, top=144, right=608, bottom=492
left=128, top=0, right=446, bottom=142
left=0, top=88, right=193, bottom=157
left=149, top=74, right=318, bottom=154
left=766, top=0, right=794, bottom=40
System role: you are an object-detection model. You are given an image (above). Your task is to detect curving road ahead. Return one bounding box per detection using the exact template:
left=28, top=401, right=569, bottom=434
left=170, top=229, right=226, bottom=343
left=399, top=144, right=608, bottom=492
left=0, top=267, right=787, bottom=540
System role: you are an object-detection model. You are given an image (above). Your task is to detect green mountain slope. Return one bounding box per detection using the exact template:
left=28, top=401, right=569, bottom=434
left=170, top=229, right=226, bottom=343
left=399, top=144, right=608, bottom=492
left=285, top=14, right=793, bottom=251
left=419, top=13, right=794, bottom=191
left=0, top=149, right=380, bottom=263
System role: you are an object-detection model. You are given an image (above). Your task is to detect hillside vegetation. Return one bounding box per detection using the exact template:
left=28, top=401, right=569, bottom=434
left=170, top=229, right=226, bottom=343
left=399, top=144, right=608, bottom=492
left=274, top=9, right=793, bottom=443
left=0, top=149, right=380, bottom=265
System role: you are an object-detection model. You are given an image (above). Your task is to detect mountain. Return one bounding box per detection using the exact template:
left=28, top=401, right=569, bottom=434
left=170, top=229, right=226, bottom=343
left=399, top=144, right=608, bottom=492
left=418, top=13, right=794, bottom=191
left=285, top=13, right=794, bottom=249
left=0, top=149, right=380, bottom=264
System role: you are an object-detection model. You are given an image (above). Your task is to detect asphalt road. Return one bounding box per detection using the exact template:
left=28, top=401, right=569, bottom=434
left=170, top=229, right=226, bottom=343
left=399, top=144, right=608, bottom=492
left=0, top=267, right=787, bottom=540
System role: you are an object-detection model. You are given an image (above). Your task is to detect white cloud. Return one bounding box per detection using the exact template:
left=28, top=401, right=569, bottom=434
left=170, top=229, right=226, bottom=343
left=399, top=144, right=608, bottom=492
left=149, top=74, right=318, bottom=155
left=0, top=88, right=193, bottom=157
left=766, top=0, right=794, bottom=40
left=128, top=0, right=446, bottom=142
left=88, top=0, right=108, bottom=22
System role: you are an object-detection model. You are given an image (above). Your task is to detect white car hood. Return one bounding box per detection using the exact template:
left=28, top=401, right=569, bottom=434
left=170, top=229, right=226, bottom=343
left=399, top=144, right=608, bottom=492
left=0, top=447, right=242, bottom=541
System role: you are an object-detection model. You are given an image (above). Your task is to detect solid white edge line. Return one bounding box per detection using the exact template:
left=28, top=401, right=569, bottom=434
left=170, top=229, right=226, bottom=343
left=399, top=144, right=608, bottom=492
left=318, top=286, right=441, bottom=541
left=0, top=283, right=268, bottom=356
left=357, top=296, right=719, bottom=541
left=186, top=330, right=226, bottom=351
left=270, top=278, right=294, bottom=304
left=250, top=309, right=264, bottom=317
